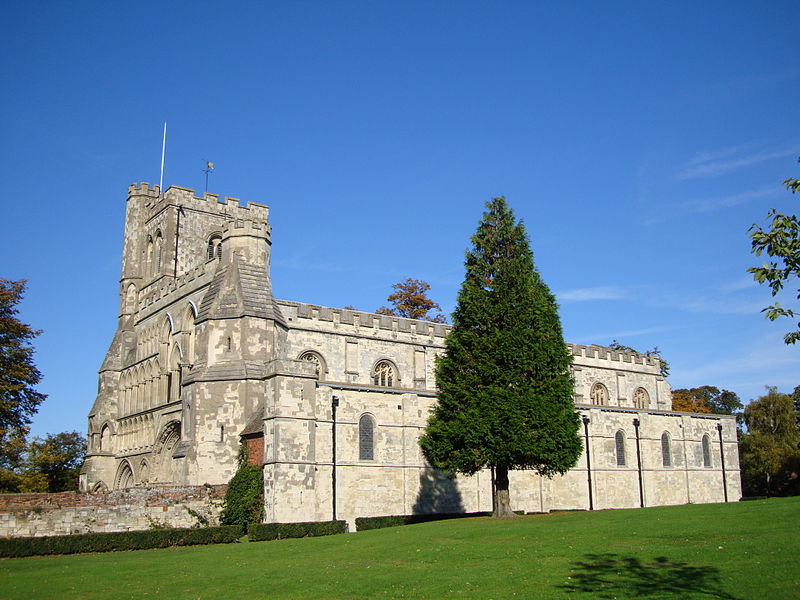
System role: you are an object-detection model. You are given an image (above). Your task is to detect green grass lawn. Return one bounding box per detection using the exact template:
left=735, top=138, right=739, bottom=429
left=1, top=497, right=797, bottom=599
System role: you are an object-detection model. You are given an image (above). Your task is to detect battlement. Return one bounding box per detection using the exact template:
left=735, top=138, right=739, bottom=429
left=128, top=182, right=269, bottom=223
left=278, top=300, right=451, bottom=340
left=567, top=343, right=662, bottom=369
left=137, top=261, right=214, bottom=316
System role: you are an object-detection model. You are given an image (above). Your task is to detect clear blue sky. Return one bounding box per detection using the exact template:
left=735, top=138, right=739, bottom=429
left=1, top=1, right=798, bottom=438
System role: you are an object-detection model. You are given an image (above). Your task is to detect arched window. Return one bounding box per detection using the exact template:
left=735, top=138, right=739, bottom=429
left=359, top=414, right=375, bottom=461
left=615, top=430, right=626, bottom=466
left=633, top=387, right=649, bottom=409
left=373, top=360, right=397, bottom=387
left=115, top=461, right=134, bottom=490
left=661, top=432, right=672, bottom=467
left=207, top=235, right=222, bottom=260
left=146, top=236, right=154, bottom=278
left=154, top=231, right=163, bottom=274
left=100, top=425, right=111, bottom=453
left=299, top=351, right=325, bottom=380
left=590, top=383, right=609, bottom=406
left=702, top=434, right=712, bottom=467
left=139, top=460, right=149, bottom=484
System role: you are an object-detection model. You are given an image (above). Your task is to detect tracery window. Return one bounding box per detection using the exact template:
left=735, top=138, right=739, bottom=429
left=633, top=387, right=649, bottom=409
left=359, top=414, right=375, bottom=461
left=661, top=432, right=672, bottom=467
left=299, top=351, right=325, bottom=379
left=590, top=383, right=609, bottom=406
left=207, top=235, right=222, bottom=260
left=615, top=430, right=626, bottom=466
left=702, top=434, right=712, bottom=467
left=373, top=360, right=397, bottom=387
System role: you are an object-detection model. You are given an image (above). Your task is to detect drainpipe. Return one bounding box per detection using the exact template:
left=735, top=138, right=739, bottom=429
left=716, top=422, right=728, bottom=502
left=582, top=415, right=593, bottom=510
left=331, top=395, right=339, bottom=521
left=633, top=418, right=644, bottom=508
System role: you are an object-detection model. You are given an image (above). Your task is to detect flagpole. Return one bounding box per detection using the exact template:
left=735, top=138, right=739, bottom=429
left=159, top=122, right=167, bottom=195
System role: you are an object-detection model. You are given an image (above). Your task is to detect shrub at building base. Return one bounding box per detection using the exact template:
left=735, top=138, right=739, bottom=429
left=355, top=512, right=491, bottom=531
left=220, top=444, right=264, bottom=528
left=0, top=525, right=244, bottom=558
left=247, top=520, right=347, bottom=541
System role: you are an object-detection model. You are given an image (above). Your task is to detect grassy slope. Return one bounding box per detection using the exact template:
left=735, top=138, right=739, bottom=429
left=1, top=498, right=797, bottom=600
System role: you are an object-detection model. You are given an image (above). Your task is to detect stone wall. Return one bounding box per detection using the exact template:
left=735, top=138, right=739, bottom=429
left=0, top=485, right=226, bottom=538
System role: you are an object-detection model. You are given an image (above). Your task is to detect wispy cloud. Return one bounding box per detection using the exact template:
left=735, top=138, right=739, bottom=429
left=677, top=186, right=779, bottom=213
left=718, top=276, right=757, bottom=292
left=572, top=326, right=675, bottom=345
left=557, top=286, right=630, bottom=302
left=676, top=147, right=799, bottom=180
left=673, top=334, right=800, bottom=391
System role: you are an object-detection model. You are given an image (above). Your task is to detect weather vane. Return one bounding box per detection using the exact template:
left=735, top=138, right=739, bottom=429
left=202, top=160, right=214, bottom=193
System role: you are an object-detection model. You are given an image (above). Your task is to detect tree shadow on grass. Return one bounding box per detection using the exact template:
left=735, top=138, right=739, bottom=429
left=559, top=553, right=741, bottom=599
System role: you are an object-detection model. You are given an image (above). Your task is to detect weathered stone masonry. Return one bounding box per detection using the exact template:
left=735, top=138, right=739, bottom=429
left=65, top=182, right=741, bottom=533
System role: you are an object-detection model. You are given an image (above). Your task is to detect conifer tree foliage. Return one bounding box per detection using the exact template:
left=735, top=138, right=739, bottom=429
left=420, top=197, right=582, bottom=518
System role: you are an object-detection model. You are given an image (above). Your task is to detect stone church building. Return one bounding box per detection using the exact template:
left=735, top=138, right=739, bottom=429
left=81, top=182, right=741, bottom=525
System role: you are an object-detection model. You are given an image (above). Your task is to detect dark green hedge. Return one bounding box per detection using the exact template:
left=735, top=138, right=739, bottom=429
left=0, top=525, right=244, bottom=558
left=248, top=520, right=347, bottom=541
left=355, top=512, right=490, bottom=531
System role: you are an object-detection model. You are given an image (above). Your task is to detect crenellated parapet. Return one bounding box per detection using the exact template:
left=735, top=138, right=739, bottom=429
left=279, top=300, right=451, bottom=343
left=127, top=182, right=269, bottom=224
left=568, top=343, right=663, bottom=371
left=137, top=262, right=214, bottom=317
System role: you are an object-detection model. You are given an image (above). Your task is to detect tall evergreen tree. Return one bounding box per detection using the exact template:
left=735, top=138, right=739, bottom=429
left=420, top=197, right=582, bottom=517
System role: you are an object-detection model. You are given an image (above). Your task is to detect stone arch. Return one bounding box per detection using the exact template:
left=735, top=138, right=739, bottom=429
left=661, top=431, right=672, bottom=467
left=146, top=235, right=154, bottom=278
left=614, top=430, right=626, bottom=466
left=99, top=423, right=112, bottom=453
left=123, top=283, right=138, bottom=314
left=154, top=230, right=163, bottom=274
left=207, top=233, right=223, bottom=261
left=181, top=304, right=197, bottom=365
left=590, top=383, right=609, bottom=406
left=139, top=459, right=149, bottom=484
left=114, top=460, right=135, bottom=490
left=152, top=420, right=182, bottom=484
left=92, top=480, right=108, bottom=492
left=633, top=387, right=649, bottom=409
left=298, top=350, right=327, bottom=380
left=702, top=433, right=712, bottom=467
left=358, top=413, right=376, bottom=461
left=372, top=359, right=399, bottom=387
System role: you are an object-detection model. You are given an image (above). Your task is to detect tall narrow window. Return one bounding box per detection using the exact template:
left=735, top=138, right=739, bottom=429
left=615, top=430, right=626, bottom=466
left=155, top=232, right=163, bottom=274
left=591, top=383, right=609, bottom=406
left=633, top=387, right=649, bottom=409
left=207, top=235, right=222, bottom=260
left=661, top=432, right=672, bottom=467
left=359, top=414, right=374, bottom=461
left=702, top=434, right=712, bottom=467
left=373, top=360, right=397, bottom=387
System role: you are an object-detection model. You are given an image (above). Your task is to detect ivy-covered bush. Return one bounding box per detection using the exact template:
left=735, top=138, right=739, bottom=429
left=0, top=525, right=243, bottom=558
left=248, top=520, right=347, bottom=541
left=220, top=443, right=264, bottom=527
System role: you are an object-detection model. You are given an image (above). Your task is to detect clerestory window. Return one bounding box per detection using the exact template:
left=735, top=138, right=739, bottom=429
left=373, top=360, right=397, bottom=387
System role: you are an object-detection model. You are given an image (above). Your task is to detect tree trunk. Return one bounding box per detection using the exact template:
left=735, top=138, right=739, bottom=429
left=492, top=465, right=518, bottom=518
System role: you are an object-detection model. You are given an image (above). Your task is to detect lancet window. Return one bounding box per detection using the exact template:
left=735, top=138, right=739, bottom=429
left=359, top=414, right=375, bottom=461
left=702, top=434, right=712, bottom=467
left=615, top=430, right=626, bottom=466
left=661, top=432, right=672, bottom=467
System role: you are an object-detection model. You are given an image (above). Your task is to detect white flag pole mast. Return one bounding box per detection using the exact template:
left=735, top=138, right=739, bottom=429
left=159, top=122, right=167, bottom=195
